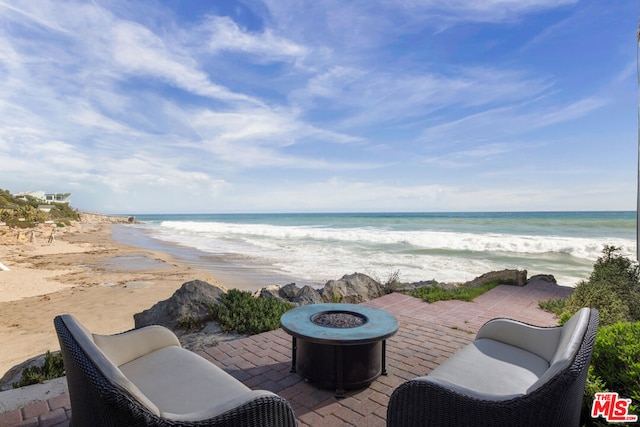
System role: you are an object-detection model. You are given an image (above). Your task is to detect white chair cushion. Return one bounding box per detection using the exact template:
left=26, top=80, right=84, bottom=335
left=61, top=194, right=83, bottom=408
left=119, top=346, right=253, bottom=416
left=93, top=325, right=181, bottom=367
left=425, top=338, right=549, bottom=400
left=476, top=319, right=562, bottom=362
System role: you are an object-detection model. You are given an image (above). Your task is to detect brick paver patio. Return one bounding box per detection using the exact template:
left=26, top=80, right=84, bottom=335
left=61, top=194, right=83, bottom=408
left=0, top=279, right=572, bottom=427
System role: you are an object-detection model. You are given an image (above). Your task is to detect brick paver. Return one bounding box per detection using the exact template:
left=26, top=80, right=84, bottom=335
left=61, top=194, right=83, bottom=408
left=0, top=279, right=570, bottom=426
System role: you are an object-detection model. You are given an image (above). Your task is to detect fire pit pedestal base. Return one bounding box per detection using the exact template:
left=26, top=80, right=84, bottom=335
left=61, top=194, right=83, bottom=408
left=280, top=303, right=399, bottom=398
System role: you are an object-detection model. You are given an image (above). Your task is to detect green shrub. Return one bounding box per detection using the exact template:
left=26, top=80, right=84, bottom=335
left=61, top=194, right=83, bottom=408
left=582, top=322, right=640, bottom=425
left=12, top=351, right=65, bottom=388
left=178, top=315, right=207, bottom=332
left=210, top=289, right=293, bottom=335
left=536, top=247, right=640, bottom=424
left=49, top=203, right=79, bottom=221
left=558, top=246, right=640, bottom=326
left=583, top=366, right=609, bottom=426
left=538, top=297, right=566, bottom=315
left=409, top=280, right=501, bottom=303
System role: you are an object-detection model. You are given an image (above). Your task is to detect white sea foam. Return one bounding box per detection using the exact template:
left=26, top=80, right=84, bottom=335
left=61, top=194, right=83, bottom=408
left=156, top=221, right=633, bottom=258
left=141, top=219, right=636, bottom=287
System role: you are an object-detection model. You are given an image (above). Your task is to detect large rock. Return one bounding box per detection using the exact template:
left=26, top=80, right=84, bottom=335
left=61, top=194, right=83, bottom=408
left=320, top=273, right=385, bottom=303
left=463, top=269, right=527, bottom=288
left=178, top=322, right=242, bottom=352
left=280, top=283, right=300, bottom=299
left=529, top=274, right=557, bottom=285
left=134, top=280, right=225, bottom=330
left=292, top=285, right=323, bottom=305
left=255, top=283, right=301, bottom=305
left=256, top=284, right=284, bottom=300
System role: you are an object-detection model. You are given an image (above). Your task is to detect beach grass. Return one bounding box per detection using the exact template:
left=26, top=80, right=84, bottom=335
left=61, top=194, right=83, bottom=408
left=409, top=280, right=501, bottom=303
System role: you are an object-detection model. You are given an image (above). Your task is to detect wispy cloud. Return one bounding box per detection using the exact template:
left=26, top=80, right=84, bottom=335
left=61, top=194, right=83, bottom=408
left=335, top=68, right=553, bottom=129
left=394, top=0, right=579, bottom=23
left=0, top=1, right=71, bottom=33
left=419, top=96, right=608, bottom=145
left=205, top=16, right=307, bottom=62
left=0, top=0, right=633, bottom=212
left=110, top=21, right=264, bottom=106
left=422, top=142, right=523, bottom=168
left=259, top=0, right=580, bottom=48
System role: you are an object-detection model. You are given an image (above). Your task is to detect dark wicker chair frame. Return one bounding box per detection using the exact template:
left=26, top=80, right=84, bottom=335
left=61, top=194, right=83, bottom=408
left=386, top=309, right=599, bottom=427
left=54, top=315, right=297, bottom=427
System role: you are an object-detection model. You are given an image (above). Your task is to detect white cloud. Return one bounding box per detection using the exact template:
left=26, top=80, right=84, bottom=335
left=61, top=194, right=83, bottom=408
left=419, top=96, right=608, bottom=145
left=391, top=0, right=579, bottom=24
left=186, top=107, right=366, bottom=169
left=422, top=142, right=524, bottom=168
left=296, top=66, right=553, bottom=134
left=0, top=1, right=71, bottom=33
left=306, top=66, right=365, bottom=99
left=71, top=105, right=135, bottom=134
left=259, top=0, right=580, bottom=51
left=110, top=21, right=262, bottom=105
left=205, top=16, right=307, bottom=62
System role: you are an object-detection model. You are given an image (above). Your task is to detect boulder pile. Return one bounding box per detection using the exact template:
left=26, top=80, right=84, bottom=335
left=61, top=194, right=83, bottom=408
left=131, top=269, right=548, bottom=352
left=259, top=272, right=386, bottom=306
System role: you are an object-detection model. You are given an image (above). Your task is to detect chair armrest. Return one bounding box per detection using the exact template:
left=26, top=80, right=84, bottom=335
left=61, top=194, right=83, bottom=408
left=93, top=325, right=181, bottom=366
left=476, top=318, right=561, bottom=362
left=424, top=377, right=522, bottom=401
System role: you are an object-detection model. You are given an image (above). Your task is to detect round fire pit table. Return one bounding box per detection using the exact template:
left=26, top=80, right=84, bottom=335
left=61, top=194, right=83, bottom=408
left=280, top=303, right=399, bottom=398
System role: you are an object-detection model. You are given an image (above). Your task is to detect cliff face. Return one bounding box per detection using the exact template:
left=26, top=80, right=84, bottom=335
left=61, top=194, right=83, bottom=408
left=78, top=212, right=136, bottom=224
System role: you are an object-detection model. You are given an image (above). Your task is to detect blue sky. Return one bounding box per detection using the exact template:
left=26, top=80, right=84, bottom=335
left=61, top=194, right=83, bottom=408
left=0, top=0, right=636, bottom=214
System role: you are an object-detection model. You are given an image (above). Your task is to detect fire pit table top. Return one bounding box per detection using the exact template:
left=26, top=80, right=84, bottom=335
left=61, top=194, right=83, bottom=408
left=280, top=303, right=399, bottom=345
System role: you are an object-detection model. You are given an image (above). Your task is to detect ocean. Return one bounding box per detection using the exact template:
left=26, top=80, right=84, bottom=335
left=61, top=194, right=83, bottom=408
left=111, top=211, right=636, bottom=290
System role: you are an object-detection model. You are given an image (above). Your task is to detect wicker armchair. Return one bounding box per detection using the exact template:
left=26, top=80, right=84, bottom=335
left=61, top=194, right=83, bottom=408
left=54, top=314, right=297, bottom=427
left=387, top=308, right=598, bottom=427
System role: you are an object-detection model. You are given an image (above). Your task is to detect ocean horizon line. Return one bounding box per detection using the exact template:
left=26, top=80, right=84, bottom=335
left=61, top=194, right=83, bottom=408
left=112, top=210, right=636, bottom=217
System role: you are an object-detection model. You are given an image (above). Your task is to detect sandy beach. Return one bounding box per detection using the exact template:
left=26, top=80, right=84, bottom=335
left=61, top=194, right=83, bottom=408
left=0, top=217, right=232, bottom=381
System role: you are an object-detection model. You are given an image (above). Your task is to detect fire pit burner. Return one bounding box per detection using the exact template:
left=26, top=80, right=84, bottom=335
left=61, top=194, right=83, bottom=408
left=280, top=303, right=398, bottom=398
left=311, top=310, right=368, bottom=328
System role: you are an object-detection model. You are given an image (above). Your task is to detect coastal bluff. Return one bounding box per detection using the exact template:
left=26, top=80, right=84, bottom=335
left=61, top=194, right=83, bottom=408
left=0, top=212, right=134, bottom=245
left=78, top=212, right=136, bottom=224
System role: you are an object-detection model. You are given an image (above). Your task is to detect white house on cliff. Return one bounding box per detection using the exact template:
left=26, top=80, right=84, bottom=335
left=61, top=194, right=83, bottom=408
left=14, top=191, right=71, bottom=204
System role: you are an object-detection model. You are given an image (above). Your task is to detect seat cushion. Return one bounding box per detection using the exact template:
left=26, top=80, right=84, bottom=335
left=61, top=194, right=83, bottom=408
left=425, top=338, right=549, bottom=400
left=120, top=346, right=250, bottom=415
left=93, top=325, right=181, bottom=367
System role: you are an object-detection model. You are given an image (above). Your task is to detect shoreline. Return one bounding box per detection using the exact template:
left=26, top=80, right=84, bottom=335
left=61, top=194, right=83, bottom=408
left=0, top=218, right=234, bottom=379
left=110, top=224, right=316, bottom=290
left=122, top=212, right=622, bottom=287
